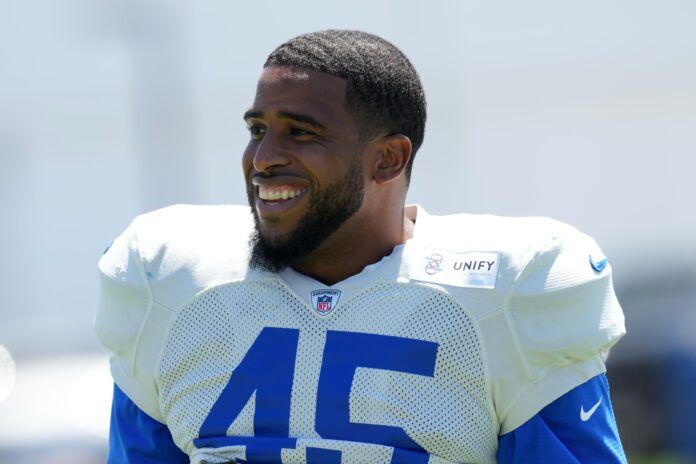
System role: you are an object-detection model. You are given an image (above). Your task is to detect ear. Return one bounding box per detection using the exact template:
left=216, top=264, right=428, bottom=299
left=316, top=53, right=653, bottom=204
left=370, top=134, right=412, bottom=184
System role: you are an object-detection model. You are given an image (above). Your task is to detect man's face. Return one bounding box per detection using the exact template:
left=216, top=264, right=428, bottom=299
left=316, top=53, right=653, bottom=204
left=242, top=66, right=366, bottom=271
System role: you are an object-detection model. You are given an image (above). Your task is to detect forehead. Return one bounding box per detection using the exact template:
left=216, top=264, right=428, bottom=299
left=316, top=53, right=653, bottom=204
left=252, top=66, right=350, bottom=121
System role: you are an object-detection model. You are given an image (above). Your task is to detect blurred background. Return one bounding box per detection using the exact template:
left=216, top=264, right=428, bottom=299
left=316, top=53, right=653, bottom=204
left=0, top=0, right=694, bottom=462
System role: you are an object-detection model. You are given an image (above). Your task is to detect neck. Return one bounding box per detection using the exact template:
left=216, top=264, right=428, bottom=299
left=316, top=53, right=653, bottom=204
left=292, top=207, right=414, bottom=286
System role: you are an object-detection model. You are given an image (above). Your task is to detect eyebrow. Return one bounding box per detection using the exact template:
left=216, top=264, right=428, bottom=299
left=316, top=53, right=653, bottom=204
left=243, top=110, right=327, bottom=131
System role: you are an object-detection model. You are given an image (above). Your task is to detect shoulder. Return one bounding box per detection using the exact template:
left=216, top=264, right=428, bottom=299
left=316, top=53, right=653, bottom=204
left=114, top=203, right=253, bottom=272
left=410, top=207, right=596, bottom=292
left=101, top=203, right=253, bottom=266
left=95, top=204, right=256, bottom=421
left=409, top=207, right=626, bottom=432
left=99, top=204, right=255, bottom=310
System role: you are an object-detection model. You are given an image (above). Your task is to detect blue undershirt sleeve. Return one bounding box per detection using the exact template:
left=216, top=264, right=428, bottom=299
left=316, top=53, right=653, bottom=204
left=108, top=383, right=189, bottom=464
left=497, top=374, right=627, bottom=463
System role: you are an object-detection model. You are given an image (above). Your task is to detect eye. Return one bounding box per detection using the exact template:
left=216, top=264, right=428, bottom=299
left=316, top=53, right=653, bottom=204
left=247, top=124, right=266, bottom=140
left=289, top=127, right=316, bottom=139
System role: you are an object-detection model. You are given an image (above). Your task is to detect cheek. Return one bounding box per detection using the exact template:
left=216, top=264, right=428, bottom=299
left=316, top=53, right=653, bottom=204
left=304, top=146, right=356, bottom=177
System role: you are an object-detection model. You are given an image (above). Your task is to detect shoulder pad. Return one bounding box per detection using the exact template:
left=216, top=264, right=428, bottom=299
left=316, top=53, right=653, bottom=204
left=95, top=204, right=255, bottom=420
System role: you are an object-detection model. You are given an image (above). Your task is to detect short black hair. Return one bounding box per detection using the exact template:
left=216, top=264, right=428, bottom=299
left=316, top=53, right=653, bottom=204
left=264, top=30, right=426, bottom=181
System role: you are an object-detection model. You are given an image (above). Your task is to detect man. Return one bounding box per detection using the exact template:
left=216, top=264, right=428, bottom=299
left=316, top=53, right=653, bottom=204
left=97, top=30, right=627, bottom=463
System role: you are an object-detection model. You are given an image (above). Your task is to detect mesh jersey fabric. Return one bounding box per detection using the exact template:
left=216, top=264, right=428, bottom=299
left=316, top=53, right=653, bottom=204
left=159, top=280, right=496, bottom=462
left=95, top=204, right=626, bottom=463
left=107, top=374, right=627, bottom=463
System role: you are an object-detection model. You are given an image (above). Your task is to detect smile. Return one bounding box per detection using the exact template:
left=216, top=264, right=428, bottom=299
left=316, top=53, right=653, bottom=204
left=254, top=186, right=308, bottom=220
left=251, top=175, right=311, bottom=220
left=258, top=185, right=307, bottom=202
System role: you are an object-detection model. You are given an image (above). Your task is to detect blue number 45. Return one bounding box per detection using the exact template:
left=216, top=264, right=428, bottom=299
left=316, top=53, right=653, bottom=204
left=193, top=327, right=438, bottom=463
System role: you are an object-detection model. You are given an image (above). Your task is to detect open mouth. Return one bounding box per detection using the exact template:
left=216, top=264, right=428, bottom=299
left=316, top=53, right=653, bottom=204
left=251, top=176, right=310, bottom=219
left=257, top=184, right=308, bottom=203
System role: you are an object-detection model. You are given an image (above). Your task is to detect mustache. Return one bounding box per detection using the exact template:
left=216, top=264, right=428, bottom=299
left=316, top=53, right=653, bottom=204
left=251, top=171, right=298, bottom=180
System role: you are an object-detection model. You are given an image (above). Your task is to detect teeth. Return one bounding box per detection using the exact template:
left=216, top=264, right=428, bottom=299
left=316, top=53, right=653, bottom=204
left=258, top=185, right=306, bottom=201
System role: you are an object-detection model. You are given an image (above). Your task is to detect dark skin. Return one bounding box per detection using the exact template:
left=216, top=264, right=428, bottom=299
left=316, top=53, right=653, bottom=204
left=242, top=66, right=414, bottom=285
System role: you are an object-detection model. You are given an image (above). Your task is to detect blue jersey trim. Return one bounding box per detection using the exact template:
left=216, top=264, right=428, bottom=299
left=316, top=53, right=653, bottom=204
left=498, top=374, right=626, bottom=463
left=110, top=375, right=626, bottom=463
left=108, top=384, right=189, bottom=464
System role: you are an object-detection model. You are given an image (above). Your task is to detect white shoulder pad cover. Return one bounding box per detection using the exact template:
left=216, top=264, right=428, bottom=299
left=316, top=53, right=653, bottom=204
left=95, top=204, right=253, bottom=421
left=494, top=221, right=625, bottom=433
left=95, top=214, right=161, bottom=419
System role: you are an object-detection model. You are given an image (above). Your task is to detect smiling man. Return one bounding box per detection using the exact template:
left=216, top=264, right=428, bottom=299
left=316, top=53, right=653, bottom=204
left=97, top=30, right=627, bottom=463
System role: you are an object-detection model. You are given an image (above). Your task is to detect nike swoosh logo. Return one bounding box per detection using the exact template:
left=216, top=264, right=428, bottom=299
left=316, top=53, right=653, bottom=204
left=580, top=397, right=602, bottom=421
left=589, top=255, right=608, bottom=273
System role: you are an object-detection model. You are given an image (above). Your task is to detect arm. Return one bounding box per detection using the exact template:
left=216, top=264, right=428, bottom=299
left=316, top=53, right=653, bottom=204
left=97, top=219, right=185, bottom=462
left=490, top=223, right=626, bottom=434
left=108, top=384, right=189, bottom=464
left=498, top=374, right=626, bottom=463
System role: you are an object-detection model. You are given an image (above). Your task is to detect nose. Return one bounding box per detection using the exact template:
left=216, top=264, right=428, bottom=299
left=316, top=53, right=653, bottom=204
left=251, top=133, right=291, bottom=173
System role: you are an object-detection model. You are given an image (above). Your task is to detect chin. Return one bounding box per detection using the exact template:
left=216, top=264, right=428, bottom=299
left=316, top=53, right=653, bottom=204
left=257, top=221, right=297, bottom=246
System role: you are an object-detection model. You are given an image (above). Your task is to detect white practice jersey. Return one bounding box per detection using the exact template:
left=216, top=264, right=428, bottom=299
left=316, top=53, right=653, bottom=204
left=96, top=204, right=625, bottom=464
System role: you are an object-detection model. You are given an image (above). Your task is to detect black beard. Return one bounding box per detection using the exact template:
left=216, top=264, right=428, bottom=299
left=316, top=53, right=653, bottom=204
left=247, top=159, right=364, bottom=273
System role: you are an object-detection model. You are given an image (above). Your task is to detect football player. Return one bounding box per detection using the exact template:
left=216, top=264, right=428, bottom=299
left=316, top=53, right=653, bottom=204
left=97, top=30, right=627, bottom=463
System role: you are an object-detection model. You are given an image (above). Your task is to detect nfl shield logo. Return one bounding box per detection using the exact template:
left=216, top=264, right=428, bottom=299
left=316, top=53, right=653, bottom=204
left=316, top=295, right=332, bottom=313
left=310, top=289, right=342, bottom=316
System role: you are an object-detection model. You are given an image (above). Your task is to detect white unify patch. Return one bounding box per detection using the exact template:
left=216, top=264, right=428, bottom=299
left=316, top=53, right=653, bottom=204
left=310, top=289, right=342, bottom=316
left=411, top=250, right=500, bottom=289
